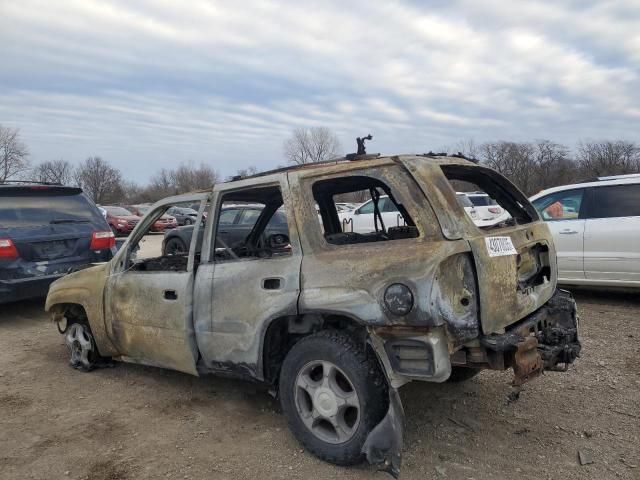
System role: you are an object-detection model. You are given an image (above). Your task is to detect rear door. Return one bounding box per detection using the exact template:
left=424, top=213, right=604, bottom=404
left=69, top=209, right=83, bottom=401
left=582, top=184, right=640, bottom=283
left=531, top=189, right=586, bottom=280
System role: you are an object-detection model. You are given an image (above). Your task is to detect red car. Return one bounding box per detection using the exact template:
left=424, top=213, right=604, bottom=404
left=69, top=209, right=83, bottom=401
left=103, top=206, right=141, bottom=236
left=125, top=205, right=178, bottom=232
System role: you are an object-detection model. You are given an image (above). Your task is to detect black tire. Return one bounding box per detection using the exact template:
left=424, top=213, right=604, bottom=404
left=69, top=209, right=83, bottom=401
left=164, top=237, right=187, bottom=256
left=183, top=218, right=193, bottom=225
left=279, top=330, right=388, bottom=466
left=447, top=366, right=482, bottom=382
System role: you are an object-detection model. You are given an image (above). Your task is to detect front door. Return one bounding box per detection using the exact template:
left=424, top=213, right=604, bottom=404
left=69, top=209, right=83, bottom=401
left=194, top=178, right=302, bottom=379
left=104, top=194, right=209, bottom=375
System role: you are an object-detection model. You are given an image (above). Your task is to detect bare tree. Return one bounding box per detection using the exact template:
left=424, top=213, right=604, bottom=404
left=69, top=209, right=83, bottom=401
left=450, top=138, right=481, bottom=160
left=32, top=159, right=75, bottom=185
left=480, top=141, right=537, bottom=194
left=75, top=156, right=123, bottom=204
left=474, top=140, right=578, bottom=195
left=226, top=166, right=259, bottom=181
left=0, top=125, right=29, bottom=182
left=283, top=127, right=341, bottom=165
left=172, top=162, right=218, bottom=192
left=577, top=140, right=640, bottom=178
left=145, top=162, right=219, bottom=202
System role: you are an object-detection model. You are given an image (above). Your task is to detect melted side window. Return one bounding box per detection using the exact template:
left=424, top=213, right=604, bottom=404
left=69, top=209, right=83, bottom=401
left=441, top=165, right=536, bottom=229
left=312, top=175, right=419, bottom=245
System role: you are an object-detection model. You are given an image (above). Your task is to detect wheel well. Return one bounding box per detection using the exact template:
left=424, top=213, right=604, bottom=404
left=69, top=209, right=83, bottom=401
left=51, top=303, right=88, bottom=325
left=262, top=313, right=367, bottom=385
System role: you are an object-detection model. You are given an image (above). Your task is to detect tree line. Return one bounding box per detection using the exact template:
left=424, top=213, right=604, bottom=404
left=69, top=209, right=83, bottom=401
left=2, top=124, right=639, bottom=205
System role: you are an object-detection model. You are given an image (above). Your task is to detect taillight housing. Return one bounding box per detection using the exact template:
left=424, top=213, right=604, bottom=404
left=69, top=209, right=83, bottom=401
left=488, top=207, right=502, bottom=214
left=0, top=238, right=19, bottom=259
left=90, top=231, right=116, bottom=250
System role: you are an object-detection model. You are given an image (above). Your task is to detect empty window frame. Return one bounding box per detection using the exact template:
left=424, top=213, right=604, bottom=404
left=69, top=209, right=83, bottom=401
left=213, top=186, right=292, bottom=261
left=312, top=175, right=419, bottom=246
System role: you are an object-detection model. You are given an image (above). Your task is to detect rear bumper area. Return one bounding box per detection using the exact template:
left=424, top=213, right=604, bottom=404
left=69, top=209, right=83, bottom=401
left=0, top=274, right=62, bottom=304
left=479, top=289, right=581, bottom=385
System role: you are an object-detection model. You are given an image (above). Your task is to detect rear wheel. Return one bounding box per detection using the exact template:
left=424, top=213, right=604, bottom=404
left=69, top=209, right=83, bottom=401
left=164, top=237, right=187, bottom=256
left=279, top=330, right=388, bottom=466
left=183, top=217, right=193, bottom=225
left=447, top=366, right=481, bottom=382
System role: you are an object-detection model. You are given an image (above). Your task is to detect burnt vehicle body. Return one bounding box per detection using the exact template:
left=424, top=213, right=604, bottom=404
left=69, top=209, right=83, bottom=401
left=0, top=183, right=114, bottom=304
left=45, top=155, right=580, bottom=476
left=162, top=205, right=289, bottom=256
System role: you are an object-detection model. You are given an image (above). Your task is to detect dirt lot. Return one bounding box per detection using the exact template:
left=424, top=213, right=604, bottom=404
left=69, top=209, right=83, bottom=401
left=1, top=289, right=638, bottom=480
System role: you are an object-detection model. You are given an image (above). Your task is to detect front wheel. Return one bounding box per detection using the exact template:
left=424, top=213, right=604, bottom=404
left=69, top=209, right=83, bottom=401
left=183, top=218, right=193, bottom=225
left=64, top=322, right=101, bottom=371
left=279, top=330, right=388, bottom=466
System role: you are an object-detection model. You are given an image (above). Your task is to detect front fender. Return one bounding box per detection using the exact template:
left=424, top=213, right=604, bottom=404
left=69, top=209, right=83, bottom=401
left=45, top=263, right=119, bottom=357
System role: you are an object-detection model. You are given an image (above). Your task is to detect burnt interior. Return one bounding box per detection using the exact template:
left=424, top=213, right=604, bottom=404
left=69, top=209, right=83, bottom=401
left=313, top=175, right=418, bottom=245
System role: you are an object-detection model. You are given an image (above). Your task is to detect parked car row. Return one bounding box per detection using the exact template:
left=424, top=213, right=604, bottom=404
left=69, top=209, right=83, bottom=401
left=2, top=170, right=638, bottom=307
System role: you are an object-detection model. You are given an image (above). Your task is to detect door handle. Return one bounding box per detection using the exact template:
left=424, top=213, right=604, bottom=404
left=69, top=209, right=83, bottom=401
left=559, top=230, right=578, bottom=235
left=164, top=289, right=178, bottom=300
left=262, top=278, right=282, bottom=290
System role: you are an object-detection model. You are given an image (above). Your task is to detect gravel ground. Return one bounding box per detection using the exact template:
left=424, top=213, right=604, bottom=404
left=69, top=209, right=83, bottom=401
left=0, top=288, right=638, bottom=480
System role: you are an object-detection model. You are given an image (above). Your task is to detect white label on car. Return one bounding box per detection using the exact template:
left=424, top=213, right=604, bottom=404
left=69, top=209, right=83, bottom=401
left=485, top=236, right=518, bottom=257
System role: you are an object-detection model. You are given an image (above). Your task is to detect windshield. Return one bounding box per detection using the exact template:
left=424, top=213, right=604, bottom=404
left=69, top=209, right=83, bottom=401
left=136, top=206, right=150, bottom=214
left=0, top=192, right=105, bottom=227
left=105, top=206, right=134, bottom=216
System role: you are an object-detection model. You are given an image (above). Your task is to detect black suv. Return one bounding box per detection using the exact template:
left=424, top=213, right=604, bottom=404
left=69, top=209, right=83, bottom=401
left=0, top=183, right=115, bottom=304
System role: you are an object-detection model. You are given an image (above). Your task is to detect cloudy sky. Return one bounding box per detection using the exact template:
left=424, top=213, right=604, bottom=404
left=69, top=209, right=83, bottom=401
left=1, top=0, right=639, bottom=182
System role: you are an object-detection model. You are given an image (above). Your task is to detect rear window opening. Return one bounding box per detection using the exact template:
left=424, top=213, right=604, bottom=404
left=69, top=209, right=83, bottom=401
left=441, top=165, right=537, bottom=229
left=312, top=175, right=419, bottom=245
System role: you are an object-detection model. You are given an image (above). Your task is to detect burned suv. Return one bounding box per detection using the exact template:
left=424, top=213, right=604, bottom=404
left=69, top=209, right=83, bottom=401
left=46, top=154, right=580, bottom=476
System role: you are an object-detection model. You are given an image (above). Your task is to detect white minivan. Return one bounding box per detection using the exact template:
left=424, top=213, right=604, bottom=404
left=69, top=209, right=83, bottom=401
left=530, top=174, right=640, bottom=287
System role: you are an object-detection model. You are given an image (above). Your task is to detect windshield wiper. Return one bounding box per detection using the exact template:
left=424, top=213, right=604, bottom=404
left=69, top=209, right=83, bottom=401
left=50, top=219, right=90, bottom=224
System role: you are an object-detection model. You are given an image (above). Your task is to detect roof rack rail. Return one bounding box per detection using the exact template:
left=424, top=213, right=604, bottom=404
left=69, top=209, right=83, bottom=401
left=0, top=180, right=63, bottom=186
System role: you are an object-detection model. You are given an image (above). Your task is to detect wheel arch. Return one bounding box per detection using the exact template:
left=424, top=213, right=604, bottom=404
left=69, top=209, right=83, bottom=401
left=260, top=311, right=369, bottom=385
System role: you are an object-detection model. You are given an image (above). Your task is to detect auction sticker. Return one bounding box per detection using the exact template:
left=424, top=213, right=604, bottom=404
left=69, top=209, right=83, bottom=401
left=485, top=236, right=518, bottom=257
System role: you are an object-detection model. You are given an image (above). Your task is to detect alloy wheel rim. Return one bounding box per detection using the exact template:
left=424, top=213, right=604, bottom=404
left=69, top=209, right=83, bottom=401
left=294, top=360, right=361, bottom=444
